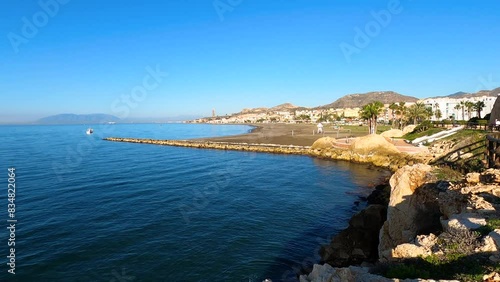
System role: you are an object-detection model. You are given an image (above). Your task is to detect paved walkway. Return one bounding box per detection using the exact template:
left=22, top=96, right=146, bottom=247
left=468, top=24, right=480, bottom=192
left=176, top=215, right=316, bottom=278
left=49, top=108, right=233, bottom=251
left=333, top=138, right=429, bottom=154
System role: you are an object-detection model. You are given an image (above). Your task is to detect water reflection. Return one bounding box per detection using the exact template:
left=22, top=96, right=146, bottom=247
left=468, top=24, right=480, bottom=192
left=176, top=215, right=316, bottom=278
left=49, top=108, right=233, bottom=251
left=312, top=158, right=391, bottom=188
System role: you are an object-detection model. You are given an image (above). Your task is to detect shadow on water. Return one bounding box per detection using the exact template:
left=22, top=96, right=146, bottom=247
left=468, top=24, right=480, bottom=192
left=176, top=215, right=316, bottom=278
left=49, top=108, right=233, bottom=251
left=258, top=160, right=391, bottom=282
left=258, top=206, right=357, bottom=281
left=261, top=164, right=500, bottom=281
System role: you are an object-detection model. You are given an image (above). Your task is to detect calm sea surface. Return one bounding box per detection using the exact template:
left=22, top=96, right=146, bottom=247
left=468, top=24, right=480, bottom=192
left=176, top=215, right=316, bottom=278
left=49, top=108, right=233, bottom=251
left=0, top=124, right=389, bottom=281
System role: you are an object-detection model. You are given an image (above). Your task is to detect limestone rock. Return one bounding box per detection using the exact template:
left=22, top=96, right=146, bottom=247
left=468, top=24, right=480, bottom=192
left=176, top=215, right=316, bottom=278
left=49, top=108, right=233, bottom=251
left=379, top=164, right=443, bottom=261
left=415, top=233, right=438, bottom=250
left=479, top=235, right=499, bottom=253
left=469, top=194, right=496, bottom=212
left=392, top=243, right=430, bottom=258
left=483, top=272, right=500, bottom=282
left=380, top=129, right=404, bottom=138
left=299, top=264, right=392, bottom=282
left=466, top=172, right=481, bottom=183
left=441, top=213, right=487, bottom=231
left=402, top=125, right=417, bottom=134
left=438, top=189, right=465, bottom=218
left=349, top=134, right=400, bottom=155
left=311, top=137, right=336, bottom=150
left=478, top=169, right=500, bottom=184
left=299, top=264, right=460, bottom=282
left=490, top=229, right=500, bottom=249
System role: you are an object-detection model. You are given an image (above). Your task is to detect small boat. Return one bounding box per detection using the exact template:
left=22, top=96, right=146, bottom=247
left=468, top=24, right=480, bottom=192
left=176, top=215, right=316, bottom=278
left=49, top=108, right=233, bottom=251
left=86, top=128, right=94, bottom=135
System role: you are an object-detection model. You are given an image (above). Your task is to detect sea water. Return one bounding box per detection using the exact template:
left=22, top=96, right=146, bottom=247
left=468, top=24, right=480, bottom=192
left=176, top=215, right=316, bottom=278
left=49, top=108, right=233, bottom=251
left=0, top=124, right=389, bottom=281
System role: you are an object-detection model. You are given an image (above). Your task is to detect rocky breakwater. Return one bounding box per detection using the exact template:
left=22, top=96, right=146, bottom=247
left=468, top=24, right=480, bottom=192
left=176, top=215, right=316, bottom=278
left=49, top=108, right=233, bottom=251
left=301, top=164, right=500, bottom=282
left=309, top=135, right=425, bottom=171
left=105, top=133, right=430, bottom=171
left=103, top=137, right=310, bottom=155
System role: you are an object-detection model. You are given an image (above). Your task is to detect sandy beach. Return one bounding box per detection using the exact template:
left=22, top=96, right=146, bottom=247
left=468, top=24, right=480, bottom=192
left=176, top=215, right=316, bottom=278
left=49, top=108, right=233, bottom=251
left=196, top=123, right=428, bottom=154
left=198, top=123, right=360, bottom=146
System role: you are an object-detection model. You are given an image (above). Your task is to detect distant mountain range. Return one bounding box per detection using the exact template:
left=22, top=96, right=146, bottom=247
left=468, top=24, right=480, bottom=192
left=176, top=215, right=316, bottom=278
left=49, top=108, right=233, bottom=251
left=228, top=88, right=500, bottom=116
left=437, top=87, right=500, bottom=99
left=35, top=113, right=203, bottom=124
left=33, top=88, right=500, bottom=123
left=36, top=114, right=121, bottom=124
left=316, top=91, right=418, bottom=109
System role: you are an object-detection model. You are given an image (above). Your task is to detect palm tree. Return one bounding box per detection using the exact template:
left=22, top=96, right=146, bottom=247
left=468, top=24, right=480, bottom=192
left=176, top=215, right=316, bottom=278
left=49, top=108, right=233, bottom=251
left=389, top=102, right=398, bottom=128
left=407, top=102, right=429, bottom=124
left=474, top=101, right=486, bottom=119
left=434, top=103, right=440, bottom=120
left=465, top=101, right=475, bottom=120
left=459, top=101, right=466, bottom=120
left=359, top=101, right=384, bottom=134
left=435, top=109, right=442, bottom=121
left=454, top=104, right=461, bottom=120
left=397, top=102, right=407, bottom=129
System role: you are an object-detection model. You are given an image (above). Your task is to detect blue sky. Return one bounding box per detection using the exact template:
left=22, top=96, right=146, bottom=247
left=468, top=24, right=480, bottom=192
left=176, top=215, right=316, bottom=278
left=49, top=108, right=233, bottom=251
left=1, top=0, right=499, bottom=122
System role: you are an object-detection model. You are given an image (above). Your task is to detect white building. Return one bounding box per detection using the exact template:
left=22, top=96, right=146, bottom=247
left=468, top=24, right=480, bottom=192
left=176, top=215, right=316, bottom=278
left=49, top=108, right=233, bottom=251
left=421, top=96, right=496, bottom=121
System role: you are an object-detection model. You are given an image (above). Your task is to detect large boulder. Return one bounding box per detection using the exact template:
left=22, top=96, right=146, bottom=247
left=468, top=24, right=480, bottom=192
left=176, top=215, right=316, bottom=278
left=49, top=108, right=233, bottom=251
left=402, top=125, right=417, bottom=134
left=299, top=264, right=392, bottom=282
left=380, top=129, right=404, bottom=138
left=391, top=243, right=430, bottom=259
left=349, top=134, right=400, bottom=155
left=321, top=205, right=387, bottom=267
left=378, top=164, right=443, bottom=261
left=299, top=264, right=460, bottom=282
left=311, top=137, right=336, bottom=150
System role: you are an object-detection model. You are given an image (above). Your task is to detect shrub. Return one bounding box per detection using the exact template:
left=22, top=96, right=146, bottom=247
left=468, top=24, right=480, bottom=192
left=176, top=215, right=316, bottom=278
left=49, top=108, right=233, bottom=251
left=386, top=264, right=431, bottom=279
left=412, top=120, right=432, bottom=133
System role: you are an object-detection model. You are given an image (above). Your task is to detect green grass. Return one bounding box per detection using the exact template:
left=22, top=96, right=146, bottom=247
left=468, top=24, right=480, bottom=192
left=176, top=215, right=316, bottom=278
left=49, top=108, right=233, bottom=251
left=341, top=125, right=391, bottom=136
left=382, top=227, right=500, bottom=281
left=433, top=167, right=463, bottom=182
left=402, top=127, right=446, bottom=141
left=442, top=129, right=486, bottom=143
left=475, top=218, right=500, bottom=236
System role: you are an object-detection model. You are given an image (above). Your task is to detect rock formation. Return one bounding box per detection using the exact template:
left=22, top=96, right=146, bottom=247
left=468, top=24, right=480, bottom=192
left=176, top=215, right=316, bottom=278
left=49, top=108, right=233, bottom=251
left=349, top=134, right=400, bottom=155
left=378, top=164, right=442, bottom=261
left=402, top=125, right=417, bottom=135
left=299, top=264, right=460, bottom=282
left=311, top=137, right=336, bottom=150
left=380, top=129, right=404, bottom=138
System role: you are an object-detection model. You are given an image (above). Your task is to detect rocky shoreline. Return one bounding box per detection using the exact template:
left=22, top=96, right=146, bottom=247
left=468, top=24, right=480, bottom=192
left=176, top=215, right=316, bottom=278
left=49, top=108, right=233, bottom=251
left=103, top=135, right=422, bottom=171
left=103, top=133, right=499, bottom=281
left=301, top=165, right=500, bottom=282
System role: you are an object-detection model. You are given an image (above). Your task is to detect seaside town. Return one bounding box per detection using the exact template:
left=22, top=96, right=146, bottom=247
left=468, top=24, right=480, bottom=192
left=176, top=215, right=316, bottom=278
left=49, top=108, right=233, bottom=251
left=192, top=91, right=498, bottom=125
left=6, top=1, right=500, bottom=281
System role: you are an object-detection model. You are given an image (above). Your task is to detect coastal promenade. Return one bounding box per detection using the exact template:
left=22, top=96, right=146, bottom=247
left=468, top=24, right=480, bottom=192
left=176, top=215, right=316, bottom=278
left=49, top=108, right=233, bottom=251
left=103, top=123, right=428, bottom=157
left=104, top=123, right=429, bottom=173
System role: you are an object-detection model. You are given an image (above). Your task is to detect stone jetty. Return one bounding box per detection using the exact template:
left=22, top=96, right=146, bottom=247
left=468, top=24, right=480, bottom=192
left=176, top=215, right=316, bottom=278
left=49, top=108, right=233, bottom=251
left=103, top=137, right=310, bottom=155
left=103, top=136, right=422, bottom=171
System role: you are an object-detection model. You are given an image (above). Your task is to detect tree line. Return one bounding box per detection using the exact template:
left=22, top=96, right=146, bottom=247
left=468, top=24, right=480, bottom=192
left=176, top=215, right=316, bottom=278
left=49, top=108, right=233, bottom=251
left=360, top=100, right=486, bottom=134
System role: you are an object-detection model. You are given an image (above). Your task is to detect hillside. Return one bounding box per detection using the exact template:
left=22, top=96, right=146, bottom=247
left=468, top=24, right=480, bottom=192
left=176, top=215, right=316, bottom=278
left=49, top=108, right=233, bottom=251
left=438, top=87, right=500, bottom=99
left=318, top=91, right=418, bottom=109
left=239, top=103, right=299, bottom=114
left=37, top=114, right=121, bottom=124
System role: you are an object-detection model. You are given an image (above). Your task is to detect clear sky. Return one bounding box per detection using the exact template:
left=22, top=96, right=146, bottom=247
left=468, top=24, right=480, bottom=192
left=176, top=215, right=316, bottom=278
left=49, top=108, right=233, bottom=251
left=1, top=0, right=499, bottom=122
